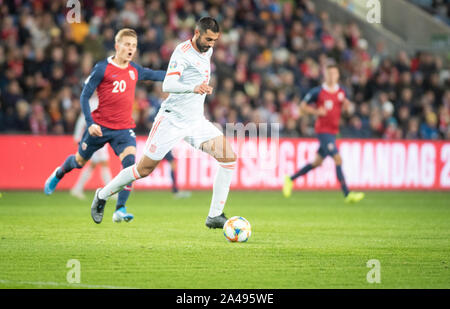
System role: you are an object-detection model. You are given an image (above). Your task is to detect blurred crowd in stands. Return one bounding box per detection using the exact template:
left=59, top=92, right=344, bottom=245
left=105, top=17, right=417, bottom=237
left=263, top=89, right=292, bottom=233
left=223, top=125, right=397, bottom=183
left=0, top=0, right=449, bottom=140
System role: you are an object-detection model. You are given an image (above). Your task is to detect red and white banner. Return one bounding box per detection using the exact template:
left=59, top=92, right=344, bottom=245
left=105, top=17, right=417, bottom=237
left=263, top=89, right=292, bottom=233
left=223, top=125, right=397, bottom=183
left=1, top=135, right=449, bottom=190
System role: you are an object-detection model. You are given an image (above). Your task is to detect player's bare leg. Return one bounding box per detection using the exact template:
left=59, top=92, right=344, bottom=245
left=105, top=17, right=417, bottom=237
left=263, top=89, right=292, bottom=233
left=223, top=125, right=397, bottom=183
left=136, top=155, right=161, bottom=177
left=333, top=154, right=365, bottom=203
left=200, top=135, right=237, bottom=229
left=74, top=153, right=89, bottom=166
left=283, top=154, right=323, bottom=198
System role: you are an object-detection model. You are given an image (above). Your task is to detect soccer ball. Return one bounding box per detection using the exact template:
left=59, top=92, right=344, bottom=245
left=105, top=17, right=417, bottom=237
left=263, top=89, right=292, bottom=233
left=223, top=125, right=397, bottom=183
left=223, top=216, right=251, bottom=242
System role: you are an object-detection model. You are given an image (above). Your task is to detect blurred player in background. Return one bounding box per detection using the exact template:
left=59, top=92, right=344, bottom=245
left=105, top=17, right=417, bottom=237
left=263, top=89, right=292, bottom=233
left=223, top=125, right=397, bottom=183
left=163, top=151, right=191, bottom=199
left=91, top=17, right=236, bottom=228
left=44, top=28, right=166, bottom=223
left=70, top=93, right=115, bottom=200
left=283, top=64, right=365, bottom=203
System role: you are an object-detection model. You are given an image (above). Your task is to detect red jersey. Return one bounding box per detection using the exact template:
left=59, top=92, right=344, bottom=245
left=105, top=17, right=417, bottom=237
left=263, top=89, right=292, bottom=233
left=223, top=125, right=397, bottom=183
left=303, top=83, right=347, bottom=135
left=80, top=56, right=165, bottom=130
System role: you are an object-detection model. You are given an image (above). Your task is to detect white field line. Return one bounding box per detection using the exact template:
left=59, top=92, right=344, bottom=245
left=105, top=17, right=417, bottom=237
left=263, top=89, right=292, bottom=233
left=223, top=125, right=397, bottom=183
left=0, top=279, right=140, bottom=289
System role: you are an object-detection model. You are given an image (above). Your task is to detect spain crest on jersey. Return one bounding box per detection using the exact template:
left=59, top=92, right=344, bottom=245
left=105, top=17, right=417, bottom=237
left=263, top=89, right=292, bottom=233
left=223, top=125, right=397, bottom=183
left=129, top=70, right=136, bottom=81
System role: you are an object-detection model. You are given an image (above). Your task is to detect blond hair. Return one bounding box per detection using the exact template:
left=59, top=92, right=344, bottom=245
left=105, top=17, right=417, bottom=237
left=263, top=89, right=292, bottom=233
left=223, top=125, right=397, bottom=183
left=115, top=28, right=137, bottom=44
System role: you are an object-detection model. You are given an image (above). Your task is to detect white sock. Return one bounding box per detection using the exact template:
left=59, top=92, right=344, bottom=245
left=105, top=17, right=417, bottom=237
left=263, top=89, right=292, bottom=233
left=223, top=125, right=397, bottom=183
left=98, top=165, right=141, bottom=200
left=100, top=166, right=112, bottom=185
left=208, top=161, right=235, bottom=218
left=72, top=166, right=93, bottom=192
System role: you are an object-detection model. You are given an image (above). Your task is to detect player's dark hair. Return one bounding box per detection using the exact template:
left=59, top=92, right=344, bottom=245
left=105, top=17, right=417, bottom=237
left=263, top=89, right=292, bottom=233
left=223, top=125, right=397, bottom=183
left=196, top=17, right=220, bottom=34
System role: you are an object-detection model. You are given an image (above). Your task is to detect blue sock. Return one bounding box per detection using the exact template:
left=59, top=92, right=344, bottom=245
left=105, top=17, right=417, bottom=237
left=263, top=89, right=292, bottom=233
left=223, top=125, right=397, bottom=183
left=116, top=154, right=135, bottom=211
left=336, top=165, right=350, bottom=197
left=171, top=170, right=178, bottom=193
left=291, top=164, right=314, bottom=181
left=56, top=155, right=82, bottom=179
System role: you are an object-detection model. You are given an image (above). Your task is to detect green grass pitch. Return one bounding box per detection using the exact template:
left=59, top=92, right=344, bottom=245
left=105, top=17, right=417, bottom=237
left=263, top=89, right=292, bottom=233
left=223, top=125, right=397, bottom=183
left=0, top=190, right=448, bottom=289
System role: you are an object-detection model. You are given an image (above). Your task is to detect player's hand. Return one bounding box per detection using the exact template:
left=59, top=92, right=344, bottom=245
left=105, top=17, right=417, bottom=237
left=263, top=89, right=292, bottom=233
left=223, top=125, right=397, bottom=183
left=88, top=124, right=103, bottom=137
left=317, top=107, right=327, bottom=116
left=194, top=83, right=213, bottom=95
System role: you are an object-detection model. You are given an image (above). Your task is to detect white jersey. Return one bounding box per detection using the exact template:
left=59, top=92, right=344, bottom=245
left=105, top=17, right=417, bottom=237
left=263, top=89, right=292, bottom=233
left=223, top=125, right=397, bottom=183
left=161, top=39, right=213, bottom=127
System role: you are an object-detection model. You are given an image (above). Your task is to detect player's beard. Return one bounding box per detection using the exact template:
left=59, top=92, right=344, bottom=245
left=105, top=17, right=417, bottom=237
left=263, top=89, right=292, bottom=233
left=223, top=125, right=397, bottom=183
left=195, top=36, right=210, bottom=53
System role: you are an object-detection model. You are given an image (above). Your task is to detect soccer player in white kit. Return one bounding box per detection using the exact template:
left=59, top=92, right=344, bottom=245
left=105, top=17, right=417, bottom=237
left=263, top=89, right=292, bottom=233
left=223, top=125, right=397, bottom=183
left=91, top=17, right=237, bottom=228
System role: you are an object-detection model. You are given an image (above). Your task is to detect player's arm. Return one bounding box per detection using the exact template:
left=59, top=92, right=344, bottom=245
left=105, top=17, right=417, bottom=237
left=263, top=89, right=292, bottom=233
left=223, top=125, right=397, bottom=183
left=132, top=62, right=166, bottom=81
left=299, top=87, right=326, bottom=116
left=163, top=75, right=212, bottom=94
left=80, top=62, right=106, bottom=136
left=341, top=86, right=353, bottom=114
left=300, top=101, right=326, bottom=116
left=342, top=98, right=353, bottom=113
left=162, top=50, right=212, bottom=95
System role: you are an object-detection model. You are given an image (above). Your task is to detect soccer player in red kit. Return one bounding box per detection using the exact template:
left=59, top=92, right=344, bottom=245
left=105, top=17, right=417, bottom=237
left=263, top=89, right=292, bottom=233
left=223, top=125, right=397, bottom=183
left=44, top=28, right=166, bottom=222
left=283, top=64, right=365, bottom=203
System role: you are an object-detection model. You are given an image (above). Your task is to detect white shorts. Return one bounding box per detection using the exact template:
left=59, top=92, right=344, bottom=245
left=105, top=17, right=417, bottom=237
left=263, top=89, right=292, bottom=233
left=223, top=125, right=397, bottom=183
left=144, top=113, right=223, bottom=161
left=91, top=145, right=110, bottom=164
